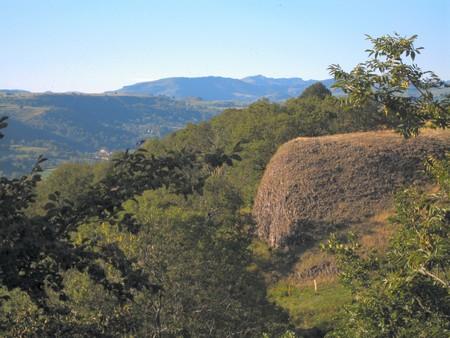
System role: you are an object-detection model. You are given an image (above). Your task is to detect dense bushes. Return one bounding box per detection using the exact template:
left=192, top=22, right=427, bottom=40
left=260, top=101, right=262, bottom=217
left=323, top=155, right=450, bottom=337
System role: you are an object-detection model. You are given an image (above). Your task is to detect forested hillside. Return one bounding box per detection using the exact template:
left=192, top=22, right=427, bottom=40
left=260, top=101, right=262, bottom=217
left=2, top=77, right=448, bottom=178
left=141, top=83, right=387, bottom=206
left=0, top=93, right=233, bottom=176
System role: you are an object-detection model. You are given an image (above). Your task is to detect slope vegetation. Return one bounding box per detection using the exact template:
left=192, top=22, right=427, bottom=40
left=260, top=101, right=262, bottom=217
left=0, top=92, right=226, bottom=176
left=253, top=129, right=450, bottom=247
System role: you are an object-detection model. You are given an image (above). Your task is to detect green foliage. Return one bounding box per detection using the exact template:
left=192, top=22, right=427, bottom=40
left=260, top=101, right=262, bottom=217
left=29, top=162, right=105, bottom=215
left=0, top=116, right=244, bottom=335
left=322, top=155, right=450, bottom=337
left=299, top=82, right=332, bottom=100
left=0, top=93, right=227, bottom=176
left=2, top=43, right=433, bottom=334
left=119, top=188, right=290, bottom=336
left=329, top=33, right=449, bottom=137
left=0, top=158, right=149, bottom=335
left=144, top=91, right=385, bottom=206
left=268, top=280, right=351, bottom=332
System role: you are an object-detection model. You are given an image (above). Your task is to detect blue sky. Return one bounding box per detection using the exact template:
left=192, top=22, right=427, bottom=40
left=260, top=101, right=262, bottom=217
left=1, top=0, right=449, bottom=92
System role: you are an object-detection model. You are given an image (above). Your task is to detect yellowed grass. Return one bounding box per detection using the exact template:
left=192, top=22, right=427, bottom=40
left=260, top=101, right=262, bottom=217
left=253, top=129, right=449, bottom=247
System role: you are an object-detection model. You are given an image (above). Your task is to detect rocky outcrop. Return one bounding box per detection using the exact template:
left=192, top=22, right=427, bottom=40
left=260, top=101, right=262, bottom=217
left=253, top=130, right=449, bottom=247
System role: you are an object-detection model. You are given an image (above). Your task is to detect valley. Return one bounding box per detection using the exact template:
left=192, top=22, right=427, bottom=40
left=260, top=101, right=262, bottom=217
left=0, top=92, right=236, bottom=176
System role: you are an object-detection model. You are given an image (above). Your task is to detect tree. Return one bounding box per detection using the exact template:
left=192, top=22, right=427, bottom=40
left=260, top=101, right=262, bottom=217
left=322, top=33, right=450, bottom=337
left=120, top=186, right=290, bottom=337
left=299, top=82, right=332, bottom=100
left=0, top=116, right=240, bottom=335
left=329, top=33, right=449, bottom=137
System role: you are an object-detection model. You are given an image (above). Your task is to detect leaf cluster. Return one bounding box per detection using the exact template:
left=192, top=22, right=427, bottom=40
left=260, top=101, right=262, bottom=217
left=0, top=115, right=241, bottom=335
left=329, top=33, right=449, bottom=137
left=323, top=155, right=450, bottom=337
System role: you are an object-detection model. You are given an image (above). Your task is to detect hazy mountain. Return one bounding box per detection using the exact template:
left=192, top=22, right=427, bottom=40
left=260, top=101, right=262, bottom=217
left=114, top=75, right=335, bottom=101
left=0, top=89, right=30, bottom=94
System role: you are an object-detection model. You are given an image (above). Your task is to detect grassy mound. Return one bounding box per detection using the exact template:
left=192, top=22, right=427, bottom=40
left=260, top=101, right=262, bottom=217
left=253, top=129, right=449, bottom=248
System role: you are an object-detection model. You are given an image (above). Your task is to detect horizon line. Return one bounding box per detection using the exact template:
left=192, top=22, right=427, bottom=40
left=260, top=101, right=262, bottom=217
left=0, top=74, right=334, bottom=94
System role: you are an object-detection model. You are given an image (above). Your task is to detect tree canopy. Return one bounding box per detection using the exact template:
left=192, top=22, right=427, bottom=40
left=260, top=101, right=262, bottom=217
left=299, top=82, right=332, bottom=100
left=329, top=33, right=449, bottom=137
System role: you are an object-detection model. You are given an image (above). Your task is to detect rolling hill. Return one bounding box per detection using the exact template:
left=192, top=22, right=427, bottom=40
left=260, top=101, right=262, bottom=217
left=0, top=76, right=338, bottom=177
left=0, top=92, right=232, bottom=176
left=253, top=129, right=450, bottom=248
left=2, top=75, right=448, bottom=177
left=252, top=129, right=449, bottom=332
left=113, top=75, right=450, bottom=101
left=114, top=75, right=335, bottom=101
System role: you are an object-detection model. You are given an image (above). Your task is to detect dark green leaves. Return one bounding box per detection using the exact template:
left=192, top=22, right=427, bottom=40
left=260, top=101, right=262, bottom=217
left=0, top=110, right=241, bottom=319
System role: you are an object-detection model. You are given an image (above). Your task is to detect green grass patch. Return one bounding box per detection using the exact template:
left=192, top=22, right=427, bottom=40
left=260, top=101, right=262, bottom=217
left=250, top=239, right=272, bottom=261
left=268, top=280, right=351, bottom=331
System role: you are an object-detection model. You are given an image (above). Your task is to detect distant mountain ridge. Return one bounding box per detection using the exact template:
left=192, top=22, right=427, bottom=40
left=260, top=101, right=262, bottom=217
left=113, top=75, right=335, bottom=101
left=0, top=89, right=30, bottom=94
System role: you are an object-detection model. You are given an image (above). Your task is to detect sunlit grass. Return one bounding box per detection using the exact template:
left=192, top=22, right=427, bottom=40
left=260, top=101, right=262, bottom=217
left=268, top=279, right=351, bottom=331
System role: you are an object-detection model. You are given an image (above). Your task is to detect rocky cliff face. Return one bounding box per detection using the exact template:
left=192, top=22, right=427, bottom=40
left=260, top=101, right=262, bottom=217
left=253, top=130, right=450, bottom=247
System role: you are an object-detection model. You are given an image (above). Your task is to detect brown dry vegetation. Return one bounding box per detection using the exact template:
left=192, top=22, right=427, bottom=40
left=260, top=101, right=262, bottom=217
left=253, top=130, right=449, bottom=331
left=253, top=129, right=450, bottom=248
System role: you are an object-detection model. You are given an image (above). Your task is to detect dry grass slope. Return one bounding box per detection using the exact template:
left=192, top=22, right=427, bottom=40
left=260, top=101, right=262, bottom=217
left=253, top=129, right=450, bottom=248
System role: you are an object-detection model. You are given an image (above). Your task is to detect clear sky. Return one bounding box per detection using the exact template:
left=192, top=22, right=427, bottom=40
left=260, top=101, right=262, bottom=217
left=1, top=0, right=449, bottom=93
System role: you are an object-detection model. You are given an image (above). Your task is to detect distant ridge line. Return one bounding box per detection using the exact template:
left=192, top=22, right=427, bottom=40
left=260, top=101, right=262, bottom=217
left=111, top=75, right=335, bottom=101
